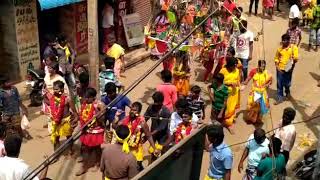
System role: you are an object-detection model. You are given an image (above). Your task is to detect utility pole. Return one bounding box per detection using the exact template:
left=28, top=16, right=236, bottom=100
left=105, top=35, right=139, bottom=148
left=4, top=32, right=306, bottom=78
left=87, top=0, right=99, bottom=90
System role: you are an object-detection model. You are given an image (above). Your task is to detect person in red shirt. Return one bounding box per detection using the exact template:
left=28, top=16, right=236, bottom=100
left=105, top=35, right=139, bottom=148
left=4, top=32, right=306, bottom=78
left=223, top=0, right=236, bottom=14
left=156, top=70, right=178, bottom=112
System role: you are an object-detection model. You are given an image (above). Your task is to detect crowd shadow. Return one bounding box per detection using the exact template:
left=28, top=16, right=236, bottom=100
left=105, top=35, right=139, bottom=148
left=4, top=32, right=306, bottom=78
left=309, top=72, right=320, bottom=83
left=139, top=87, right=156, bottom=105
left=300, top=42, right=310, bottom=52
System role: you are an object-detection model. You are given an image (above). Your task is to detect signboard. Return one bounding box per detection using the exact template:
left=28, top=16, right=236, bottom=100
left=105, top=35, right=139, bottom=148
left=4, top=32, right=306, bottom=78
left=75, top=2, right=88, bottom=54
left=122, top=13, right=144, bottom=47
left=15, top=0, right=40, bottom=79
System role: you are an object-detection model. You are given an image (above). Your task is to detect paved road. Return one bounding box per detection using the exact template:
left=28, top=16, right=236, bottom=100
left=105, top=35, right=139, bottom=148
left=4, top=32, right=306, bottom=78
left=18, top=3, right=320, bottom=180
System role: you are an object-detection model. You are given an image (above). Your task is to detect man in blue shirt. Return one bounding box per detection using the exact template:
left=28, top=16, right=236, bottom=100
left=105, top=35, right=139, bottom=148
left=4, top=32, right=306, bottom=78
left=102, top=82, right=131, bottom=125
left=238, top=128, right=270, bottom=180
left=205, top=124, right=233, bottom=180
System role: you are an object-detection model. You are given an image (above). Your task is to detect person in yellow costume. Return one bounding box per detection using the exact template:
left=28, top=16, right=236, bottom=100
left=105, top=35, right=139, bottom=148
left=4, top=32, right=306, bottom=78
left=219, top=57, right=240, bottom=133
left=117, top=102, right=159, bottom=171
left=43, top=80, right=78, bottom=156
left=106, top=43, right=125, bottom=79
left=242, top=60, right=272, bottom=124
left=173, top=51, right=190, bottom=97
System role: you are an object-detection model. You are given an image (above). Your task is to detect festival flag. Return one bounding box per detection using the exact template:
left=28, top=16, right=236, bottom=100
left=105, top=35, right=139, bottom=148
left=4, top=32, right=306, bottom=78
left=155, top=39, right=168, bottom=53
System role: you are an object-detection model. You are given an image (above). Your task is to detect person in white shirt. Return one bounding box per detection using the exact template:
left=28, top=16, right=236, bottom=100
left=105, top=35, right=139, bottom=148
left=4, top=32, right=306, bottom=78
left=102, top=2, right=115, bottom=53
left=169, top=98, right=199, bottom=135
left=289, top=3, right=301, bottom=27
left=275, top=107, right=296, bottom=164
left=235, top=20, right=254, bottom=81
left=0, top=135, right=41, bottom=180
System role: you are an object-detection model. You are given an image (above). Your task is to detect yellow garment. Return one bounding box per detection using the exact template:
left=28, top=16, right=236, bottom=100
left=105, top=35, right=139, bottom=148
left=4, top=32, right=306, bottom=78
left=148, top=142, right=163, bottom=154
left=61, top=45, right=71, bottom=63
left=304, top=8, right=314, bottom=19
left=247, top=70, right=272, bottom=122
left=51, top=115, right=72, bottom=144
left=173, top=76, right=190, bottom=96
left=219, top=68, right=240, bottom=127
left=106, top=43, right=125, bottom=60
left=311, top=0, right=317, bottom=7
left=131, top=144, right=144, bottom=161
left=114, top=129, right=131, bottom=154
left=274, top=45, right=298, bottom=70
left=204, top=174, right=221, bottom=180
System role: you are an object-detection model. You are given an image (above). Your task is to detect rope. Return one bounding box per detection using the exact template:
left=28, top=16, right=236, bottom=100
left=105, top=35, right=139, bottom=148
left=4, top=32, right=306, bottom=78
left=23, top=7, right=221, bottom=180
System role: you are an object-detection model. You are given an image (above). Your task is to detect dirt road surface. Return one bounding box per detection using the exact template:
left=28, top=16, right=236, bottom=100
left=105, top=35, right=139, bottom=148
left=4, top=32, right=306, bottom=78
left=17, top=3, right=320, bottom=180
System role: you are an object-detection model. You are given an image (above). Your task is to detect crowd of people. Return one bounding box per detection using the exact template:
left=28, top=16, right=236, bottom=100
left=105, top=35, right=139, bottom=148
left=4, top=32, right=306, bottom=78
left=0, top=0, right=319, bottom=179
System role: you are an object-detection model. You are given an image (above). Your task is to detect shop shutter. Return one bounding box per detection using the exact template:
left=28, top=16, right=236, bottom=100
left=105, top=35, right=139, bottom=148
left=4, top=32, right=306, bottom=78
left=132, top=0, right=152, bottom=26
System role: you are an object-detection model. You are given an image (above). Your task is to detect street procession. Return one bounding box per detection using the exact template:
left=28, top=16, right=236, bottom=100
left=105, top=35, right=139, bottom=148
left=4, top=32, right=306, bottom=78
left=1, top=0, right=320, bottom=179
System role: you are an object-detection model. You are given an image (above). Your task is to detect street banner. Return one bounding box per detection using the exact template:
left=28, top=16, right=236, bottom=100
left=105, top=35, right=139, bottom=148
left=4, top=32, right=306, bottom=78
left=122, top=13, right=144, bottom=47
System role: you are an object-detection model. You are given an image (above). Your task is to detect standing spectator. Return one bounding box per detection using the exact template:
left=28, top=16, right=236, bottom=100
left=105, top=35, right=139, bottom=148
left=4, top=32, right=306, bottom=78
left=275, top=107, right=297, bottom=164
left=204, top=124, right=233, bottom=180
left=144, top=92, right=171, bottom=162
left=106, top=43, right=125, bottom=79
left=238, top=128, right=270, bottom=180
left=207, top=73, right=229, bottom=124
left=235, top=20, right=254, bottom=81
left=99, top=56, right=122, bottom=96
left=156, top=70, right=178, bottom=112
left=0, top=75, right=28, bottom=138
left=289, top=2, right=301, bottom=27
left=223, top=0, right=236, bottom=13
left=255, top=137, right=286, bottom=180
left=309, top=1, right=320, bottom=51
left=0, top=135, right=41, bottom=180
left=286, top=18, right=302, bottom=46
left=100, top=125, right=139, bottom=180
left=74, top=72, right=90, bottom=112
left=274, top=34, right=299, bottom=105
left=102, top=1, right=115, bottom=53
left=102, top=82, right=131, bottom=143
left=186, top=85, right=205, bottom=121
left=249, top=0, right=259, bottom=15
left=169, top=98, right=199, bottom=137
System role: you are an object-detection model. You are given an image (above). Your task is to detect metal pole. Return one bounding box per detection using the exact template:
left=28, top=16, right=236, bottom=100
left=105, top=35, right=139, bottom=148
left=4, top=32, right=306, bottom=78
left=87, top=0, right=99, bottom=90
left=312, top=132, right=320, bottom=179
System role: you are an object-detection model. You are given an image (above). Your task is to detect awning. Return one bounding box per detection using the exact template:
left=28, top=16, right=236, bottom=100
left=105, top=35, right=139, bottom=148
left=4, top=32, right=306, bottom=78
left=38, top=0, right=84, bottom=10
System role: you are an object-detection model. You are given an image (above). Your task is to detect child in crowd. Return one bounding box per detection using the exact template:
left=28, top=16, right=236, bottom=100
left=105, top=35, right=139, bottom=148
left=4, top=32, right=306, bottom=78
left=207, top=73, right=229, bottom=123
left=145, top=92, right=171, bottom=162
left=99, top=56, right=122, bottom=96
left=186, top=85, right=205, bottom=121
left=173, top=51, right=191, bottom=97
left=106, top=43, right=125, bottom=79
left=75, top=72, right=90, bottom=112
left=263, top=0, right=274, bottom=19
left=174, top=108, right=194, bottom=144
left=117, top=102, right=159, bottom=171
left=76, top=88, right=105, bottom=176
left=286, top=18, right=302, bottom=46
left=156, top=70, right=177, bottom=112
left=44, top=80, right=78, bottom=154
left=0, top=122, right=6, bottom=157
left=0, top=75, right=28, bottom=138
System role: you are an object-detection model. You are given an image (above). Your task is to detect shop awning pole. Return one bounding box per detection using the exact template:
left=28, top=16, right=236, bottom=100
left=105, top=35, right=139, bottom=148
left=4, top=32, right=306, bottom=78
left=87, top=0, right=99, bottom=90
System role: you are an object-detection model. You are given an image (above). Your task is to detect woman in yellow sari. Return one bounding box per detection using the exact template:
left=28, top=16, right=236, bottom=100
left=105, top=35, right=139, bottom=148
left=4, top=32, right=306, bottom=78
left=173, top=51, right=190, bottom=97
left=219, top=57, right=240, bottom=133
left=243, top=60, right=272, bottom=124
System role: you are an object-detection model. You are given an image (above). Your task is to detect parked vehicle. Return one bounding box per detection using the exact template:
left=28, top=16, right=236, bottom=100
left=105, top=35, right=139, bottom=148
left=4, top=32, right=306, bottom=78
left=293, top=149, right=317, bottom=180
left=26, top=68, right=45, bottom=107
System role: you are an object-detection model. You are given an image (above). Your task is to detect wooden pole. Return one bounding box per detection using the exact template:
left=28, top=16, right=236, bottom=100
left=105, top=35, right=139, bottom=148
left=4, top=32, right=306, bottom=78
left=87, top=0, right=99, bottom=90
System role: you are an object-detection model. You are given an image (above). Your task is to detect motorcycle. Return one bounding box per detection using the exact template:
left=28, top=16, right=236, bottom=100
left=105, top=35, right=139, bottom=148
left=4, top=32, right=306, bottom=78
left=292, top=149, right=317, bottom=179
left=26, top=68, right=45, bottom=107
